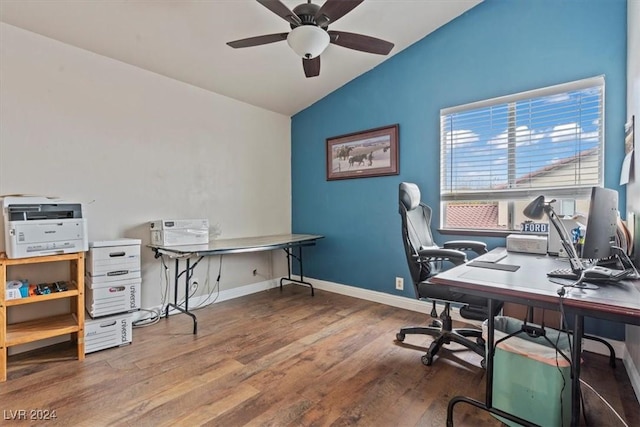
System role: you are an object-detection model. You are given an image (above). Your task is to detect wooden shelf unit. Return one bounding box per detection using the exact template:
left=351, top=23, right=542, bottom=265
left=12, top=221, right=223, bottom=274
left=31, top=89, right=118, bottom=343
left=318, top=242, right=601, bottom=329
left=0, top=252, right=85, bottom=381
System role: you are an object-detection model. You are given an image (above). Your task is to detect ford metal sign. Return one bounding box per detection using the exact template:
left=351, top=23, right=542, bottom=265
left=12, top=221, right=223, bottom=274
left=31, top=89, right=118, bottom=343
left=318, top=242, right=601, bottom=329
left=521, top=222, right=549, bottom=233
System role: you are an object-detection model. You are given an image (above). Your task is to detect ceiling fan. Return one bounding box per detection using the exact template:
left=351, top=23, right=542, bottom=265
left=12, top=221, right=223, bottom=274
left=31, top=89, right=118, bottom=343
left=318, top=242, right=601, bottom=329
left=226, top=0, right=394, bottom=78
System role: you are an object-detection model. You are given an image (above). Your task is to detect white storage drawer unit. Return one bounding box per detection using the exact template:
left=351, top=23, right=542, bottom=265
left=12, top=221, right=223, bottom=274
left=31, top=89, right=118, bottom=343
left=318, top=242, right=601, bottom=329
left=85, top=276, right=141, bottom=318
left=85, top=312, right=133, bottom=354
left=86, top=238, right=141, bottom=318
left=86, top=239, right=141, bottom=284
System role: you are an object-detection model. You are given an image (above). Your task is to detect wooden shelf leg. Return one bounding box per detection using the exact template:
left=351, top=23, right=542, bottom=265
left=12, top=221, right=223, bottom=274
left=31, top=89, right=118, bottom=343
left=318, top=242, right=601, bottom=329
left=1, top=259, right=6, bottom=381
left=1, top=345, right=6, bottom=382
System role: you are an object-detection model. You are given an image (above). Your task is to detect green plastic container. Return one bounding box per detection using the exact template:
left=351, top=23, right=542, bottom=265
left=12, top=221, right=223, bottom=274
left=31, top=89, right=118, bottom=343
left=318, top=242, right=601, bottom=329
left=483, top=316, right=572, bottom=427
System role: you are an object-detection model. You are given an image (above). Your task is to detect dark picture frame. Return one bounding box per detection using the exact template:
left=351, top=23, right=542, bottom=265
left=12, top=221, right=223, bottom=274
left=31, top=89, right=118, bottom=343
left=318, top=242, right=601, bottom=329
left=326, top=124, right=399, bottom=181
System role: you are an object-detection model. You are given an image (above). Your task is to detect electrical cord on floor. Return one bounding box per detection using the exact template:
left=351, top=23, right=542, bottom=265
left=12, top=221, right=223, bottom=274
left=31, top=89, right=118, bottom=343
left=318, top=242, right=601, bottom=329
left=132, top=308, right=161, bottom=328
left=191, top=255, right=222, bottom=310
left=579, top=378, right=629, bottom=426
left=134, top=255, right=172, bottom=328
left=160, top=253, right=172, bottom=312
left=160, top=252, right=205, bottom=312
left=162, top=254, right=223, bottom=315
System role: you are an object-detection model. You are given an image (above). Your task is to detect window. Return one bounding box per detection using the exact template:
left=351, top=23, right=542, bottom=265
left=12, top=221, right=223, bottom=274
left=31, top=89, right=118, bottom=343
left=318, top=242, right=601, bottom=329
left=440, top=76, right=604, bottom=232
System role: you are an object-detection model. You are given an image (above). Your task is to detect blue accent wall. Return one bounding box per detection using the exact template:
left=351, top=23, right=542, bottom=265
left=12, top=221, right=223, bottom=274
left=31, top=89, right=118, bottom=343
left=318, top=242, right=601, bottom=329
left=291, top=0, right=627, bottom=338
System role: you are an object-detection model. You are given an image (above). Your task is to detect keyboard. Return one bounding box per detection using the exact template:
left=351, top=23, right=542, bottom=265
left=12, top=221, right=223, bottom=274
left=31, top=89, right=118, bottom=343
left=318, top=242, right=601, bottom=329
left=547, top=268, right=579, bottom=280
left=548, top=266, right=632, bottom=282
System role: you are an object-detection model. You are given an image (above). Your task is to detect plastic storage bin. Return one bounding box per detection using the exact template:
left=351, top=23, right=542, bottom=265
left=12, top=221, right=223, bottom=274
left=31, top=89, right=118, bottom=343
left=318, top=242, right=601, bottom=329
left=483, top=316, right=572, bottom=427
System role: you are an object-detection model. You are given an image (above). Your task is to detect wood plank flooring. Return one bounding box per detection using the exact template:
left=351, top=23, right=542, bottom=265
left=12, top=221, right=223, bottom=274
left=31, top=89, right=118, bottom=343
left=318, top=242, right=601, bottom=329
left=2, top=285, right=638, bottom=426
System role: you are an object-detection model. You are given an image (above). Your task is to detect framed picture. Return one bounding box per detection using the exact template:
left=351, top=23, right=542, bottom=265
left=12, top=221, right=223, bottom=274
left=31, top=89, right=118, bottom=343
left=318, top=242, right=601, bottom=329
left=326, top=124, right=399, bottom=181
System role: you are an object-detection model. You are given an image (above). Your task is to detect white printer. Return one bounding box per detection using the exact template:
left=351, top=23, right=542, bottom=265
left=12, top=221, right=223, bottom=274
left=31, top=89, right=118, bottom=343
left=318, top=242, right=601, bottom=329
left=150, top=219, right=209, bottom=246
left=2, top=196, right=88, bottom=259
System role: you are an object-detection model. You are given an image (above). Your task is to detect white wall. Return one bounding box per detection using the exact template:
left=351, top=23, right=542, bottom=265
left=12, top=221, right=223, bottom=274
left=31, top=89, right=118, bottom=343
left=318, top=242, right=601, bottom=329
left=626, top=0, right=640, bottom=400
left=0, top=23, right=292, bottom=314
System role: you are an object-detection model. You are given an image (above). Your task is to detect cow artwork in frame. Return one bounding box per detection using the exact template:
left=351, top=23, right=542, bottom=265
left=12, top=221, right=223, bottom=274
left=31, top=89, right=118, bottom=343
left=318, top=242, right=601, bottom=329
left=326, top=124, right=399, bottom=181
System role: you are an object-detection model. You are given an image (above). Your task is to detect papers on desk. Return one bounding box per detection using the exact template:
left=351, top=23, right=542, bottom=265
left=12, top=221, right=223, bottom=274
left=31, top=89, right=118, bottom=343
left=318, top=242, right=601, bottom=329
left=469, top=248, right=520, bottom=271
left=468, top=261, right=520, bottom=272
left=475, top=247, right=508, bottom=263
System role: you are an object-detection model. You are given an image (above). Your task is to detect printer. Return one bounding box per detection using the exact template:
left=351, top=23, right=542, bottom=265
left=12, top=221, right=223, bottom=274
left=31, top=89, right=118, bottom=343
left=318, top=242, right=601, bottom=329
left=2, top=196, right=88, bottom=259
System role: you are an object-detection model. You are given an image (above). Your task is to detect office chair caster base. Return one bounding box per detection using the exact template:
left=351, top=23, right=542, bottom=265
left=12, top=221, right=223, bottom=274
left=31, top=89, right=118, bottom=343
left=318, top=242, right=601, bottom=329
left=396, top=333, right=405, bottom=342
left=422, top=354, right=434, bottom=366
left=422, top=340, right=440, bottom=366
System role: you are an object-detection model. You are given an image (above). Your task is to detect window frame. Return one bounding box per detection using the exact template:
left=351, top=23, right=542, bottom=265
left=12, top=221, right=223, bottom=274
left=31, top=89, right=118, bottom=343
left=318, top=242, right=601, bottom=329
left=439, top=76, right=605, bottom=233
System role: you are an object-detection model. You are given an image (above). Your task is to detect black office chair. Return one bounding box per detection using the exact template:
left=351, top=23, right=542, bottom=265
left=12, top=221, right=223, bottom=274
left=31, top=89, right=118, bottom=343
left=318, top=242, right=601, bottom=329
left=396, top=182, right=503, bottom=366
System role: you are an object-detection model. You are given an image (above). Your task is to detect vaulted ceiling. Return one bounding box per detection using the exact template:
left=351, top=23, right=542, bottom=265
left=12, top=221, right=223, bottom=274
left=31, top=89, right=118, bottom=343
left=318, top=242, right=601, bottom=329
left=0, top=0, right=482, bottom=116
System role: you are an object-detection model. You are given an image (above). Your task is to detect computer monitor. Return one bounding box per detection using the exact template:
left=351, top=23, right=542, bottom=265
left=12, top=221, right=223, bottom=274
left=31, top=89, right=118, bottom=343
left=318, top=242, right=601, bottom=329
left=581, top=187, right=618, bottom=261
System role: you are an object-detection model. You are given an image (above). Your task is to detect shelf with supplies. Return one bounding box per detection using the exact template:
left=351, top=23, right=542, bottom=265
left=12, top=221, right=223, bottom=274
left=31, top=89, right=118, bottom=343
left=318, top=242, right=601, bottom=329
left=1, top=252, right=85, bottom=382
left=5, top=281, right=79, bottom=306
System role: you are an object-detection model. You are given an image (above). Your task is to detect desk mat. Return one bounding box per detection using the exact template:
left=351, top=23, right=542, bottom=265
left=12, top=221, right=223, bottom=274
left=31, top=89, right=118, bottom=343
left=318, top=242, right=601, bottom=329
left=468, top=261, right=521, bottom=272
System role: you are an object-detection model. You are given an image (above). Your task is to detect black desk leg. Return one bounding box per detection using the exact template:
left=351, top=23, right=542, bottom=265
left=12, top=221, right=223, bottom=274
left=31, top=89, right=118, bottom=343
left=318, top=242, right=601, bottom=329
left=279, top=245, right=314, bottom=296
left=571, top=314, right=584, bottom=426
left=446, top=298, right=537, bottom=427
left=485, top=298, right=495, bottom=408
left=165, top=258, right=198, bottom=334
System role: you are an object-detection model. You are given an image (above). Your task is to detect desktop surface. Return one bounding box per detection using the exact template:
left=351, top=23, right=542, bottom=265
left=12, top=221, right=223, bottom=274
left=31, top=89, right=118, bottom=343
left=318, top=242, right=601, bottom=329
left=149, top=233, right=324, bottom=256
left=436, top=249, right=640, bottom=426
left=431, top=251, right=640, bottom=326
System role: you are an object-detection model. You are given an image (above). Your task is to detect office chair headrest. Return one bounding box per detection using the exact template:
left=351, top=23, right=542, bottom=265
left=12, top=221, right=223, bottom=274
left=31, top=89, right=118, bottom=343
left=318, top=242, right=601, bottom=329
left=399, top=182, right=421, bottom=211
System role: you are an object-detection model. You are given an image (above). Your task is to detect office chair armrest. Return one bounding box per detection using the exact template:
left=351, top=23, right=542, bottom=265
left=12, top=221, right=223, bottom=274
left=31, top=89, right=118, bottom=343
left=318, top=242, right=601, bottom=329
left=443, top=240, right=488, bottom=255
left=417, top=247, right=467, bottom=265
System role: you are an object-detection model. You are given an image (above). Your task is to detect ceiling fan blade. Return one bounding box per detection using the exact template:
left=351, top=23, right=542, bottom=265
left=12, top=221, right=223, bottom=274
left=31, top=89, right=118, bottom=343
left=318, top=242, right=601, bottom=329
left=303, top=57, right=321, bottom=78
left=227, top=33, right=288, bottom=49
left=257, top=0, right=301, bottom=26
left=328, top=30, right=394, bottom=55
left=316, top=0, right=364, bottom=27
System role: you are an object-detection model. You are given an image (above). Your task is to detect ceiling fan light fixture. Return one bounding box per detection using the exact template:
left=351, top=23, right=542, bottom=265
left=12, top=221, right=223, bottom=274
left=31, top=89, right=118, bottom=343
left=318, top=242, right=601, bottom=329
left=287, top=25, right=329, bottom=59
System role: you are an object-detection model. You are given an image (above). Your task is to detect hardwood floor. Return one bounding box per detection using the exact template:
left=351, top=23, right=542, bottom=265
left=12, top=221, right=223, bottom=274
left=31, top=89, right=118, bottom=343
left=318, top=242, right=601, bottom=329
left=2, top=285, right=638, bottom=426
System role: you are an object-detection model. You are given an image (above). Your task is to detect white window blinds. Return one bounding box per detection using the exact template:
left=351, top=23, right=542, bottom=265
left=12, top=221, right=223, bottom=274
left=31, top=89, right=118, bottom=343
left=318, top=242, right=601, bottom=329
left=440, top=76, right=604, bottom=202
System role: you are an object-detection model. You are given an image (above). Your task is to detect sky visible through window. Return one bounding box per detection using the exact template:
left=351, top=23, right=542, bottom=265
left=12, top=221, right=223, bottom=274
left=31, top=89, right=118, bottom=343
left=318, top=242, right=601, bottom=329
left=442, top=87, right=601, bottom=191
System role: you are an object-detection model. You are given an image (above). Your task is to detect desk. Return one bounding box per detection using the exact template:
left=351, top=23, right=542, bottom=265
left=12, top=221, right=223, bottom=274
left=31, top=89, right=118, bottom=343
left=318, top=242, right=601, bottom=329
left=149, top=233, right=323, bottom=334
left=430, top=251, right=640, bottom=427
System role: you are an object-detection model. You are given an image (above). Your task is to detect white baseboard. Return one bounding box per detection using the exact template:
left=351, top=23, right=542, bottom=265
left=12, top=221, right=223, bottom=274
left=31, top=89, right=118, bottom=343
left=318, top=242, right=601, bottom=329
left=133, top=275, right=640, bottom=402
left=308, top=276, right=476, bottom=324
left=130, top=279, right=281, bottom=324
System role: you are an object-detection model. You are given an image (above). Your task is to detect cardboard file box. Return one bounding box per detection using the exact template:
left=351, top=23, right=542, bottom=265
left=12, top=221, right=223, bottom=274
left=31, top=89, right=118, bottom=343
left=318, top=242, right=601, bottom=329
left=85, top=312, right=133, bottom=354
left=85, top=276, right=141, bottom=318
left=86, top=239, right=141, bottom=284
